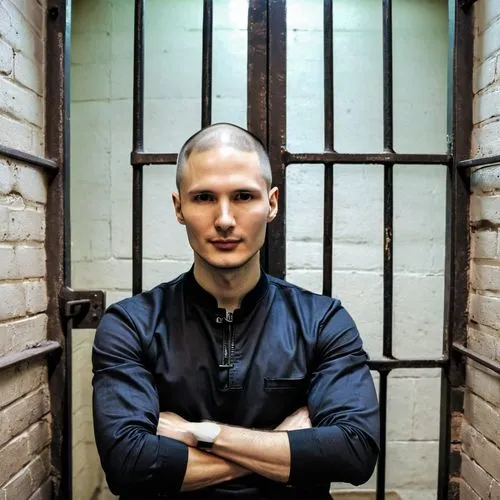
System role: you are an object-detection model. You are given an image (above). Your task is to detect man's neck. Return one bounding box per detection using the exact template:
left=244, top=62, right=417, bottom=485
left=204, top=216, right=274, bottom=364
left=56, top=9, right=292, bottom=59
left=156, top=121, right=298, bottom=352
left=193, top=255, right=261, bottom=312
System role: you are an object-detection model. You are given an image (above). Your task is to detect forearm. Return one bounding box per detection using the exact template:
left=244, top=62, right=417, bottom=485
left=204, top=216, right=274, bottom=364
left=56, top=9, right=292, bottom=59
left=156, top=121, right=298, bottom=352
left=212, top=425, right=291, bottom=483
left=181, top=446, right=250, bottom=491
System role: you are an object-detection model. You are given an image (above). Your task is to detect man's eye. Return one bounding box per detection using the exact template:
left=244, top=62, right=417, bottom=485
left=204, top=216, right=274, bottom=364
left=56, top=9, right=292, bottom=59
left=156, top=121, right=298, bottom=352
left=193, top=194, right=214, bottom=202
left=235, top=192, right=253, bottom=202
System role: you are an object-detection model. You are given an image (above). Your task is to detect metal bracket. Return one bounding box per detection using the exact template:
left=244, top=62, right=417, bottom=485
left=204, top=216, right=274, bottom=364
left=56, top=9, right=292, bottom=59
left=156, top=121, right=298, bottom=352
left=458, top=0, right=477, bottom=11
left=60, top=287, right=106, bottom=329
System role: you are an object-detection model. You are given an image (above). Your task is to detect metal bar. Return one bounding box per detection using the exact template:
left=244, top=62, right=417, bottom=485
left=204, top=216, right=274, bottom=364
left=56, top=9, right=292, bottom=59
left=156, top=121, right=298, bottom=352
left=452, top=342, right=500, bottom=375
left=368, top=357, right=446, bottom=371
left=376, top=371, right=388, bottom=500
left=0, top=341, right=61, bottom=372
left=132, top=0, right=145, bottom=295
left=284, top=152, right=451, bottom=165
left=322, top=0, right=334, bottom=297
left=45, top=2, right=70, bottom=498
left=131, top=152, right=177, bottom=165
left=383, top=0, right=394, bottom=152
left=383, top=163, right=393, bottom=358
left=202, top=0, right=213, bottom=128
left=247, top=0, right=269, bottom=271
left=458, top=154, right=500, bottom=170
left=0, top=144, right=58, bottom=171
left=267, top=0, right=287, bottom=279
left=438, top=0, right=473, bottom=497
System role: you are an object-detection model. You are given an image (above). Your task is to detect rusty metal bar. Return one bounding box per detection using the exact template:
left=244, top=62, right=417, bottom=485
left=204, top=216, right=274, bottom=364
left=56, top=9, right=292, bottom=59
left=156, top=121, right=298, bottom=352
left=383, top=163, right=393, bottom=360
left=0, top=144, right=58, bottom=171
left=285, top=152, right=451, bottom=165
left=202, top=0, right=213, bottom=128
left=132, top=0, right=145, bottom=295
left=383, top=0, right=393, bottom=153
left=438, top=0, right=473, bottom=497
left=377, top=371, right=388, bottom=500
left=267, top=0, right=287, bottom=279
left=458, top=154, right=500, bottom=170
left=452, top=343, right=500, bottom=375
left=0, top=341, right=61, bottom=372
left=45, top=1, right=70, bottom=498
left=322, top=0, right=334, bottom=297
left=368, top=357, right=446, bottom=371
left=247, top=0, right=269, bottom=271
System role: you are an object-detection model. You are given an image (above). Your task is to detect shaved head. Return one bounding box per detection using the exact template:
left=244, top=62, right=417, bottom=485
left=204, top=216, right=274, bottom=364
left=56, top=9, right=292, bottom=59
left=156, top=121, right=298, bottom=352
left=176, top=123, right=272, bottom=190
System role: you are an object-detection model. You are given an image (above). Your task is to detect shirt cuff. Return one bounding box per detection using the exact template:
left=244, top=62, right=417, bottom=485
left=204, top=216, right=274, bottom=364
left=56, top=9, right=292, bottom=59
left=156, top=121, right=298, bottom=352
left=155, top=436, right=189, bottom=493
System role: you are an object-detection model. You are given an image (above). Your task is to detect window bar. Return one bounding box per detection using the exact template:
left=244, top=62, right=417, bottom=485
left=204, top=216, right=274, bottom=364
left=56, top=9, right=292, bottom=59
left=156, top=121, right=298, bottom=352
left=202, top=0, right=213, bottom=128
left=322, top=0, right=334, bottom=297
left=378, top=0, right=394, bottom=498
left=267, top=0, right=287, bottom=279
left=132, top=0, right=145, bottom=295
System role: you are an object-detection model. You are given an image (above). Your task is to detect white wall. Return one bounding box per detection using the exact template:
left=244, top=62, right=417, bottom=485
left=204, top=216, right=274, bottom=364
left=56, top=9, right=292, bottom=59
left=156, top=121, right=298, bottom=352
left=70, top=1, right=449, bottom=498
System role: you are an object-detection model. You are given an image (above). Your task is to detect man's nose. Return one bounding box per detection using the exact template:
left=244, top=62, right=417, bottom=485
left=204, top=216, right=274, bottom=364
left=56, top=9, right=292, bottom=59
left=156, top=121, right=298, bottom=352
left=215, top=201, right=235, bottom=231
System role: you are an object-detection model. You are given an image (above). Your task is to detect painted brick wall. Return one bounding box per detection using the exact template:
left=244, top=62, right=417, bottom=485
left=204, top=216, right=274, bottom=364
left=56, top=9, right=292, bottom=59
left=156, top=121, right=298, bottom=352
left=461, top=2, right=500, bottom=499
left=0, top=1, right=51, bottom=499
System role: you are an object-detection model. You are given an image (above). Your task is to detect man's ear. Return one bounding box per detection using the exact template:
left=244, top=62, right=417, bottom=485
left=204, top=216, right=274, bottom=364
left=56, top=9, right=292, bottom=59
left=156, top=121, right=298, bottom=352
left=267, top=187, right=279, bottom=222
left=172, top=192, right=185, bottom=225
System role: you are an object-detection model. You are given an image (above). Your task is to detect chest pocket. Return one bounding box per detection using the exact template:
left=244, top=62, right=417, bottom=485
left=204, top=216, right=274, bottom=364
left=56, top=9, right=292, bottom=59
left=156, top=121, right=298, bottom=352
left=259, top=377, right=308, bottom=427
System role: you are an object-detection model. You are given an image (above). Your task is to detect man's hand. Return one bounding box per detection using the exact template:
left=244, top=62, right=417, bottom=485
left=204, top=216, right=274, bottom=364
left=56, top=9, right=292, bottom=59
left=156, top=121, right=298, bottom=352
left=274, top=406, right=312, bottom=431
left=157, top=411, right=198, bottom=447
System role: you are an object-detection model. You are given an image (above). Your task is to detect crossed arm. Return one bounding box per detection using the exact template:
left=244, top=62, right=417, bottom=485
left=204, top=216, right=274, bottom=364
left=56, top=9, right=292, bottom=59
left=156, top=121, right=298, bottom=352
left=157, top=407, right=312, bottom=491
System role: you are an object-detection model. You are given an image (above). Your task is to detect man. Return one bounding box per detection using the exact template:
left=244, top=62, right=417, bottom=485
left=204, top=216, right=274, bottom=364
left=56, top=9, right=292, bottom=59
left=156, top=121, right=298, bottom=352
left=92, top=123, right=379, bottom=499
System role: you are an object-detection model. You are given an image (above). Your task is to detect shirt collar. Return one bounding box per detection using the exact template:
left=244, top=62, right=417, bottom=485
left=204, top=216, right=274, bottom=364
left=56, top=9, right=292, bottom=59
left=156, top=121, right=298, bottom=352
left=183, top=265, right=269, bottom=320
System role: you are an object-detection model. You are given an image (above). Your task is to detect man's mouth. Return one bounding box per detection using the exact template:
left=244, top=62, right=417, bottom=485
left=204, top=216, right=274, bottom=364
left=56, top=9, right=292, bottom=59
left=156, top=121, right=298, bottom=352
left=210, top=239, right=241, bottom=250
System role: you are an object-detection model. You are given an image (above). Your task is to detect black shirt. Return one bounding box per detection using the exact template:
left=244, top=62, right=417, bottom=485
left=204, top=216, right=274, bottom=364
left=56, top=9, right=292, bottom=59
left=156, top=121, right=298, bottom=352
left=92, top=269, right=379, bottom=499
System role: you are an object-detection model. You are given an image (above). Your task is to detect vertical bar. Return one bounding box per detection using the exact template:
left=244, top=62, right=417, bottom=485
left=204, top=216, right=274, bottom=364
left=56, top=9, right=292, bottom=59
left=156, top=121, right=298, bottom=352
left=437, top=1, right=473, bottom=498
left=376, top=371, right=389, bottom=500
left=267, top=0, right=287, bottom=279
left=45, top=1, right=71, bottom=498
left=382, top=0, right=393, bottom=152
left=383, top=164, right=393, bottom=358
left=247, top=0, right=270, bottom=271
left=322, top=0, right=334, bottom=296
left=202, top=0, right=213, bottom=128
left=132, top=0, right=145, bottom=295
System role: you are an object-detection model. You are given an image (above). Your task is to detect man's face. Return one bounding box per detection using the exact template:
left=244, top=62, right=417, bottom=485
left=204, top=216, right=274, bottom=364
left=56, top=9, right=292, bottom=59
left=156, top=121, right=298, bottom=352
left=172, top=145, right=278, bottom=270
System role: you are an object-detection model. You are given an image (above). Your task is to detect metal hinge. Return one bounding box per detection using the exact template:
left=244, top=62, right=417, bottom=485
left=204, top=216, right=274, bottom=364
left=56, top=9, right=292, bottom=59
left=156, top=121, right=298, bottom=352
left=60, top=287, right=106, bottom=329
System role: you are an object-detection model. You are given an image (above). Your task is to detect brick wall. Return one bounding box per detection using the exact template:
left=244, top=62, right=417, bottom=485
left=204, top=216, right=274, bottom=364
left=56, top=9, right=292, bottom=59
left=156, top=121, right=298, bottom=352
left=0, top=1, right=51, bottom=499
left=462, top=2, right=500, bottom=499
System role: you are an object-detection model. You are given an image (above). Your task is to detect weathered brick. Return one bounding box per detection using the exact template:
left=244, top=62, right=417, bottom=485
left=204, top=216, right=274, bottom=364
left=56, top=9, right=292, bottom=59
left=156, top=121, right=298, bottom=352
left=14, top=166, right=47, bottom=204
left=471, top=195, right=500, bottom=224
left=491, top=478, right=500, bottom=499
left=0, top=360, right=46, bottom=409
left=0, top=433, right=29, bottom=485
left=0, top=76, right=43, bottom=127
left=469, top=293, right=500, bottom=330
left=462, top=420, right=500, bottom=479
left=0, top=246, right=17, bottom=280
left=461, top=453, right=493, bottom=500
left=16, top=246, right=46, bottom=278
left=28, top=447, right=50, bottom=492
left=460, top=479, right=482, bottom=500
left=28, top=479, right=52, bottom=500
left=467, top=326, right=500, bottom=362
left=0, top=283, right=26, bottom=320
left=13, top=51, right=43, bottom=96
left=0, top=313, right=47, bottom=357
left=0, top=207, right=45, bottom=242
left=7, top=0, right=44, bottom=36
left=2, top=462, right=32, bottom=499
left=466, top=360, right=500, bottom=407
left=24, top=281, right=47, bottom=314
left=470, top=164, right=500, bottom=194
left=0, top=116, right=33, bottom=154
left=464, top=391, right=500, bottom=447
left=0, top=38, right=13, bottom=76
left=470, top=229, right=497, bottom=259
left=473, top=55, right=497, bottom=94
left=27, top=420, right=50, bottom=457
left=0, top=161, right=14, bottom=195
left=471, top=263, right=500, bottom=291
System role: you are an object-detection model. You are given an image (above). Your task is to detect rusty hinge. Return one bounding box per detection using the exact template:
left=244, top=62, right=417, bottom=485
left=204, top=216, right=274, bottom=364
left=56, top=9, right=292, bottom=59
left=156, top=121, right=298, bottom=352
left=60, top=287, right=106, bottom=329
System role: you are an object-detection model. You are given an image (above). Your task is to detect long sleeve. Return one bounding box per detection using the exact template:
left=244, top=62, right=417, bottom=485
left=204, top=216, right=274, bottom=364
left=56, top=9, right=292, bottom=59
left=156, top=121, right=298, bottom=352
left=287, top=300, right=380, bottom=486
left=92, top=303, right=188, bottom=496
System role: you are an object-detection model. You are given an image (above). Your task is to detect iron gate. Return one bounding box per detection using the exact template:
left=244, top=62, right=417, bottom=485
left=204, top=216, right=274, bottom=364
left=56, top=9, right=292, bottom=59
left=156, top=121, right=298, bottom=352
left=16, top=0, right=494, bottom=498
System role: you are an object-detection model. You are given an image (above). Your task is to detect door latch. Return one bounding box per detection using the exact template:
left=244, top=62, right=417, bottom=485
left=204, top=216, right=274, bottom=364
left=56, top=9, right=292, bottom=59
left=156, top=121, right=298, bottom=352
left=60, top=287, right=106, bottom=329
